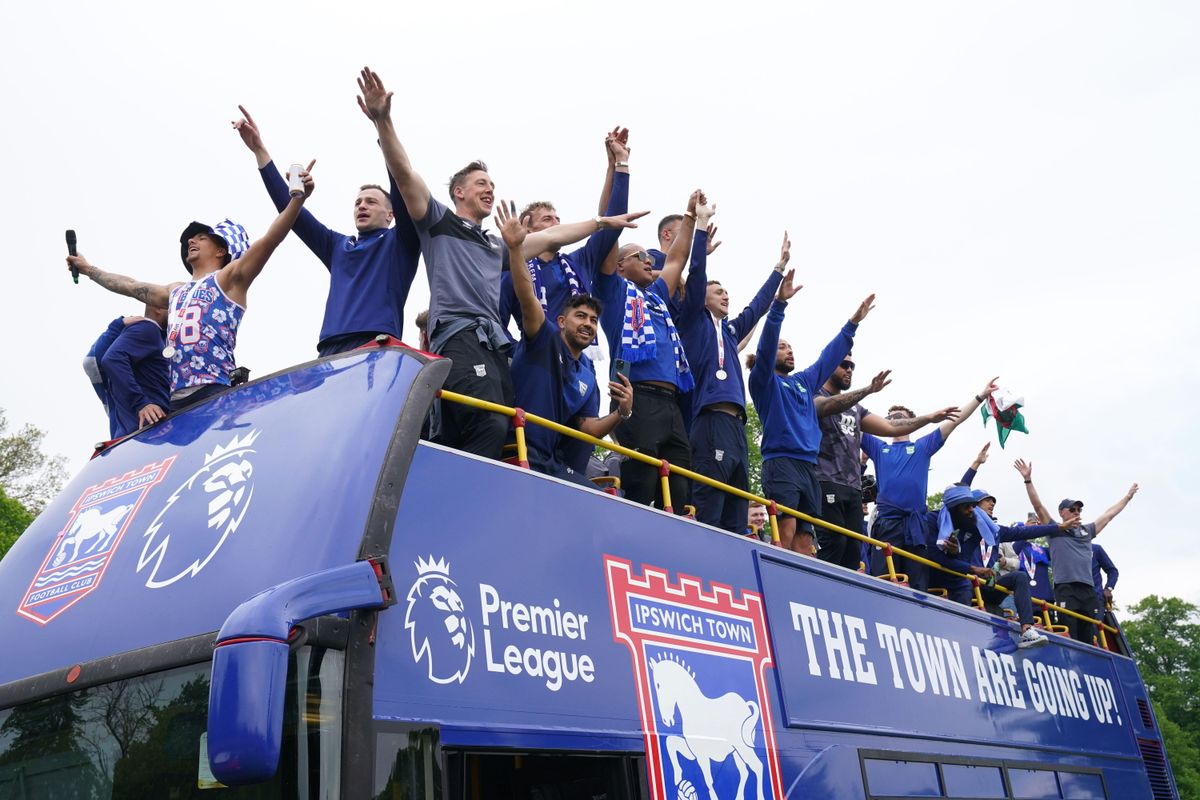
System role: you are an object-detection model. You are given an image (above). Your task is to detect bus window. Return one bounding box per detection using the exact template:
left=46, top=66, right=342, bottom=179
left=1009, top=768, right=1061, bottom=798
left=0, top=646, right=343, bottom=799
left=443, top=752, right=644, bottom=800
left=373, top=725, right=442, bottom=800
left=863, top=757, right=941, bottom=797
left=941, top=763, right=1006, bottom=798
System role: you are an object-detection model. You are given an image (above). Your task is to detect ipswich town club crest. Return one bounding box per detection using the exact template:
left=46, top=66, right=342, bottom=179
left=605, top=557, right=784, bottom=800
left=137, top=430, right=259, bottom=589
left=18, top=458, right=175, bottom=625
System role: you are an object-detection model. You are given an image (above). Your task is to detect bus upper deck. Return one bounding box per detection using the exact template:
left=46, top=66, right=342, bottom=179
left=0, top=345, right=1179, bottom=799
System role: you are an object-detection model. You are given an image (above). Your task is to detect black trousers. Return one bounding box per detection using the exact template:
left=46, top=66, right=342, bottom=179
left=618, top=384, right=691, bottom=511
left=1055, top=582, right=1099, bottom=644
left=690, top=409, right=749, bottom=532
left=817, top=482, right=864, bottom=571
left=434, top=330, right=513, bottom=461
left=982, top=571, right=1036, bottom=627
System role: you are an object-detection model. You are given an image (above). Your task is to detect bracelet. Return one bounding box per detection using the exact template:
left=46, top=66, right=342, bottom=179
left=614, top=160, right=629, bottom=168
left=1023, top=479, right=1032, bottom=485
left=975, top=394, right=985, bottom=403
left=683, top=211, right=696, bottom=220
left=617, top=408, right=632, bottom=420
left=593, top=216, right=604, bottom=231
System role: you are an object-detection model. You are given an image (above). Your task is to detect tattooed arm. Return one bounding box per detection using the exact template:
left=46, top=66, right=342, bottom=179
left=66, top=254, right=173, bottom=306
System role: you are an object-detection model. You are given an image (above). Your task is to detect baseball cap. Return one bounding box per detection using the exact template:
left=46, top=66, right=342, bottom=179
left=1058, top=498, right=1084, bottom=511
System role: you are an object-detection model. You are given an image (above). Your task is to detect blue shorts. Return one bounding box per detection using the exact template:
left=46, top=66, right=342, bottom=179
left=761, top=457, right=820, bottom=534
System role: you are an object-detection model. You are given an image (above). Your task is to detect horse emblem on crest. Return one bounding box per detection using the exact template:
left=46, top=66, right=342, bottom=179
left=605, top=557, right=784, bottom=800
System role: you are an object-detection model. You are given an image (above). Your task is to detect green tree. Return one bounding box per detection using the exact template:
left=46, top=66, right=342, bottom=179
left=927, top=491, right=943, bottom=511
left=0, top=409, right=67, bottom=514
left=745, top=403, right=763, bottom=497
left=1123, top=595, right=1200, bottom=799
left=0, top=487, right=35, bottom=561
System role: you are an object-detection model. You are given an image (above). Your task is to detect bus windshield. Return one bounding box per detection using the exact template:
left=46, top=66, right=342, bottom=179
left=0, top=646, right=343, bottom=799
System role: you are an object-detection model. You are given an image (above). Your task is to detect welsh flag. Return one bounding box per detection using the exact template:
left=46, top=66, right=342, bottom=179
left=980, top=387, right=1028, bottom=448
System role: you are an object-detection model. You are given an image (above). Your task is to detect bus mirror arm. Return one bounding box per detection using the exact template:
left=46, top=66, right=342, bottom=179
left=206, top=557, right=394, bottom=786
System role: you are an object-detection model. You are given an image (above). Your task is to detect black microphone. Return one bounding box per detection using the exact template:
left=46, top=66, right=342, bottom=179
left=66, top=230, right=79, bottom=284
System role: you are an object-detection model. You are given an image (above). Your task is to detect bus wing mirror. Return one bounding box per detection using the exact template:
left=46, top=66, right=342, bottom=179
left=207, top=558, right=395, bottom=785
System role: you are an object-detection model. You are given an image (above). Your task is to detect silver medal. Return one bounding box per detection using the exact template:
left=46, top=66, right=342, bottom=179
left=1030, top=580, right=1037, bottom=586
left=162, top=345, right=176, bottom=359
left=715, top=369, right=728, bottom=381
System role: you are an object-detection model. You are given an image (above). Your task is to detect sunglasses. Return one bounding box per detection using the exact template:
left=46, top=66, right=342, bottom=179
left=618, top=250, right=651, bottom=264
left=840, top=360, right=855, bottom=370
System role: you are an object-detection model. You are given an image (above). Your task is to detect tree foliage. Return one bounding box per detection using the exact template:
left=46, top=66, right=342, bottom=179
left=0, top=409, right=67, bottom=514
left=745, top=403, right=763, bottom=497
left=1124, top=595, right=1200, bottom=799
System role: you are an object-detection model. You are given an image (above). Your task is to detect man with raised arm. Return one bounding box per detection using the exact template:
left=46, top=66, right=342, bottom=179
left=860, top=378, right=999, bottom=590
left=1013, top=459, right=1139, bottom=643
left=498, top=129, right=631, bottom=337
left=675, top=229, right=788, bottom=532
left=593, top=191, right=706, bottom=511
left=356, top=67, right=645, bottom=460
left=749, top=279, right=876, bottom=554
left=925, top=486, right=1074, bottom=649
left=67, top=164, right=316, bottom=412
left=813, top=359, right=959, bottom=571
left=495, top=201, right=633, bottom=484
left=231, top=106, right=419, bottom=356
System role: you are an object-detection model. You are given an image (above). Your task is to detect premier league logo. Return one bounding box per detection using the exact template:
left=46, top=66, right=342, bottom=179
left=18, top=458, right=175, bottom=625
left=405, top=556, right=475, bottom=684
left=136, top=430, right=259, bottom=589
left=606, top=557, right=784, bottom=800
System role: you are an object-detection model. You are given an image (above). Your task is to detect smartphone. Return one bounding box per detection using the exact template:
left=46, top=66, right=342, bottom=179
left=611, top=358, right=631, bottom=382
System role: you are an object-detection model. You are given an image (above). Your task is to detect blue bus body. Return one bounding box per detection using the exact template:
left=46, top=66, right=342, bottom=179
left=0, top=348, right=1180, bottom=799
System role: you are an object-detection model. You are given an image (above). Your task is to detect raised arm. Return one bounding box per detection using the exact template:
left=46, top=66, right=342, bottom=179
left=656, top=191, right=704, bottom=298
left=1093, top=484, right=1139, bottom=535
left=221, top=162, right=314, bottom=301
left=522, top=210, right=648, bottom=261
left=496, top=201, right=543, bottom=339
left=729, top=232, right=789, bottom=341
left=66, top=255, right=172, bottom=307
left=596, top=127, right=629, bottom=214
left=817, top=370, right=891, bottom=418
left=799, top=294, right=872, bottom=390
left=358, top=67, right=432, bottom=222
left=748, top=271, right=798, bottom=392
left=861, top=404, right=961, bottom=436
left=234, top=105, right=337, bottom=264
left=1013, top=459, right=1052, bottom=523
left=938, top=377, right=997, bottom=441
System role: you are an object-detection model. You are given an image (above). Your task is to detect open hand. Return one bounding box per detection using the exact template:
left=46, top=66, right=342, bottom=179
left=356, top=66, right=393, bottom=122
left=776, top=268, right=801, bottom=302
left=974, top=441, right=991, bottom=467
left=705, top=224, right=722, bottom=255
left=850, top=293, right=876, bottom=324
left=928, top=406, right=960, bottom=423
left=868, top=369, right=892, bottom=394
left=775, top=231, right=791, bottom=272
left=599, top=210, right=650, bottom=229
left=1013, top=459, right=1032, bottom=480
left=495, top=200, right=527, bottom=250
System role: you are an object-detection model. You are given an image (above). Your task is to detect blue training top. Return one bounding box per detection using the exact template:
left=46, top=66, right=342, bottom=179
left=499, top=172, right=629, bottom=338
left=85, top=317, right=126, bottom=411
left=862, top=428, right=944, bottom=514
left=260, top=161, right=419, bottom=350
left=748, top=300, right=857, bottom=463
left=674, top=235, right=781, bottom=417
left=99, top=320, right=170, bottom=439
left=511, top=319, right=599, bottom=479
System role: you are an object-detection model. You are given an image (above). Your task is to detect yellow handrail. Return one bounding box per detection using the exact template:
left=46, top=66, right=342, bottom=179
left=435, top=389, right=1117, bottom=637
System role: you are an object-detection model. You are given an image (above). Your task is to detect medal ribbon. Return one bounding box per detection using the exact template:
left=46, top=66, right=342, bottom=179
left=713, top=314, right=726, bottom=374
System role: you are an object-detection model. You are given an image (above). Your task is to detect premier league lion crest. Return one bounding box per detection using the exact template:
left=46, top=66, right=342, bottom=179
left=606, top=557, right=784, bottom=800
left=136, top=430, right=259, bottom=589
left=405, top=556, right=475, bottom=684
left=18, top=458, right=175, bottom=625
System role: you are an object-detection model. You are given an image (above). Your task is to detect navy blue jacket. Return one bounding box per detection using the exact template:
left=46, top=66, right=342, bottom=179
left=98, top=320, right=170, bottom=439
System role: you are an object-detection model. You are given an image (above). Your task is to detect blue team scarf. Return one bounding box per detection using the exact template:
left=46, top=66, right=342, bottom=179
left=619, top=279, right=693, bottom=391
left=937, top=485, right=1000, bottom=547
left=527, top=254, right=583, bottom=314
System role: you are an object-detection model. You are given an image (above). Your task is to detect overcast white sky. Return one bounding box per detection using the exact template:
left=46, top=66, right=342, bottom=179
left=1, top=1, right=1196, bottom=608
